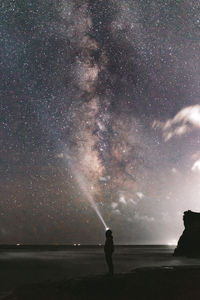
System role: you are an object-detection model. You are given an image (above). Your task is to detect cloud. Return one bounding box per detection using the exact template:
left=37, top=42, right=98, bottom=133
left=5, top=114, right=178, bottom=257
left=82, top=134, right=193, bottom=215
left=113, top=209, right=121, bottom=215
left=119, top=195, right=127, bottom=205
left=192, top=160, right=200, bottom=172
left=111, top=202, right=118, bottom=209
left=99, top=176, right=110, bottom=182
left=129, top=198, right=137, bottom=205
left=134, top=212, right=154, bottom=222
left=136, top=192, right=144, bottom=199
left=56, top=153, right=64, bottom=158
left=153, top=105, right=200, bottom=141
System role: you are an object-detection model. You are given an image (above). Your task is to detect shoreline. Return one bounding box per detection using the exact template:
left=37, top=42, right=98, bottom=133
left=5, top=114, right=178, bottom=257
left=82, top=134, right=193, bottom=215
left=0, top=244, right=174, bottom=250
left=4, top=265, right=200, bottom=300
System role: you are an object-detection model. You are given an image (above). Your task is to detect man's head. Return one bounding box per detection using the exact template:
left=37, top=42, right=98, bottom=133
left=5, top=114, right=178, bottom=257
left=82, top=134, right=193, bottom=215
left=106, top=229, right=112, bottom=237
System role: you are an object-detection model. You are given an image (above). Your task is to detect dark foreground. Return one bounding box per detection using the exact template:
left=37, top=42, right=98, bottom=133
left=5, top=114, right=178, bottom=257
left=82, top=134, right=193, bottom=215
left=2, top=246, right=200, bottom=299
left=4, top=266, right=200, bottom=300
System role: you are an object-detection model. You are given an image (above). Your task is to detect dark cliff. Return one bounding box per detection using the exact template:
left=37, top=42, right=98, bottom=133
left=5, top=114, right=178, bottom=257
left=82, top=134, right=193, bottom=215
left=174, top=210, right=200, bottom=257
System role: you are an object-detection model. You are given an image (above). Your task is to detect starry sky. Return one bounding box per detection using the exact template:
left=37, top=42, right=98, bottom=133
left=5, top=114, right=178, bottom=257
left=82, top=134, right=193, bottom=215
left=1, top=0, right=200, bottom=244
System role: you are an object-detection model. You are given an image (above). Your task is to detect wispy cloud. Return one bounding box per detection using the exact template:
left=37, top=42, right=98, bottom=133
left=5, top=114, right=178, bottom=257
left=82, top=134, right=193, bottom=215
left=134, top=212, right=154, bottom=222
left=136, top=192, right=144, bottom=199
left=153, top=105, right=200, bottom=141
left=119, top=195, right=127, bottom=205
left=192, top=160, right=200, bottom=172
left=111, top=202, right=118, bottom=209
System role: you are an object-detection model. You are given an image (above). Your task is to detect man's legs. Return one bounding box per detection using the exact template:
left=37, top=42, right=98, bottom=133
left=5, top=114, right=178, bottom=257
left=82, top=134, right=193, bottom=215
left=105, top=254, right=114, bottom=275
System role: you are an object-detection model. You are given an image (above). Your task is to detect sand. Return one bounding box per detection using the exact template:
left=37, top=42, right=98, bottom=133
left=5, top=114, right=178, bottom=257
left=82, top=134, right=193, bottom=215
left=4, top=266, right=200, bottom=300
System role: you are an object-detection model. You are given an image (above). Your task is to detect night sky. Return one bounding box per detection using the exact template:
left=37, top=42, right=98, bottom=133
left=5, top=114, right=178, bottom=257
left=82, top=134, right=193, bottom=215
left=1, top=0, right=200, bottom=244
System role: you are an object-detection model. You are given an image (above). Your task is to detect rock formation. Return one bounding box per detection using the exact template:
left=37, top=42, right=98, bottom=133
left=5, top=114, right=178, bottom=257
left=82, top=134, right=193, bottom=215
left=174, top=210, right=200, bottom=256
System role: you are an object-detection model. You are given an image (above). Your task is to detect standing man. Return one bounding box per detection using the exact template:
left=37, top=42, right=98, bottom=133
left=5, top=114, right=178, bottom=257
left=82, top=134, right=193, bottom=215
left=104, top=229, right=114, bottom=276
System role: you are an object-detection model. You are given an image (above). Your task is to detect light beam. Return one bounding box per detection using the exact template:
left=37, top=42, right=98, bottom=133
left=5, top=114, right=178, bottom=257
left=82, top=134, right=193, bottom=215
left=65, top=154, right=108, bottom=230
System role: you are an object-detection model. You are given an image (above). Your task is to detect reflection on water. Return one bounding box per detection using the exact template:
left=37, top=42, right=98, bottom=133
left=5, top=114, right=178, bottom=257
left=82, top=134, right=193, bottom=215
left=1, top=245, right=200, bottom=268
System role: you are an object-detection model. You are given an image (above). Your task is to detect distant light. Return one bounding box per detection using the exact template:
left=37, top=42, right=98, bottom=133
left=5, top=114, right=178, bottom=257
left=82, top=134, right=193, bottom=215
left=99, top=244, right=102, bottom=246
left=78, top=244, right=81, bottom=246
left=167, top=241, right=177, bottom=246
left=16, top=243, right=20, bottom=246
left=73, top=244, right=77, bottom=246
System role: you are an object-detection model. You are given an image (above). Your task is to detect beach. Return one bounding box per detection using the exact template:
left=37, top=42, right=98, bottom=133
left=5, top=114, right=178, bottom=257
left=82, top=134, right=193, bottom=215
left=1, top=245, right=200, bottom=299
left=5, top=266, right=200, bottom=300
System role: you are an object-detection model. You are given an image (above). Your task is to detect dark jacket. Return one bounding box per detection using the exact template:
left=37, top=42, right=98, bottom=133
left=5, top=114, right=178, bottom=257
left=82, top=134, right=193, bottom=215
left=104, top=236, right=114, bottom=255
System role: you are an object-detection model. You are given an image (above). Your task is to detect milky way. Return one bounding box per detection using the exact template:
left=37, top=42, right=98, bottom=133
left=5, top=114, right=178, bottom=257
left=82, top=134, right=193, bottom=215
left=1, top=0, right=200, bottom=244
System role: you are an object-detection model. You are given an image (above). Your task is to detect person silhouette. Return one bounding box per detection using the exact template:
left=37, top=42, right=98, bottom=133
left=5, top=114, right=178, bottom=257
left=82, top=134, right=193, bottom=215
left=104, top=229, right=114, bottom=276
